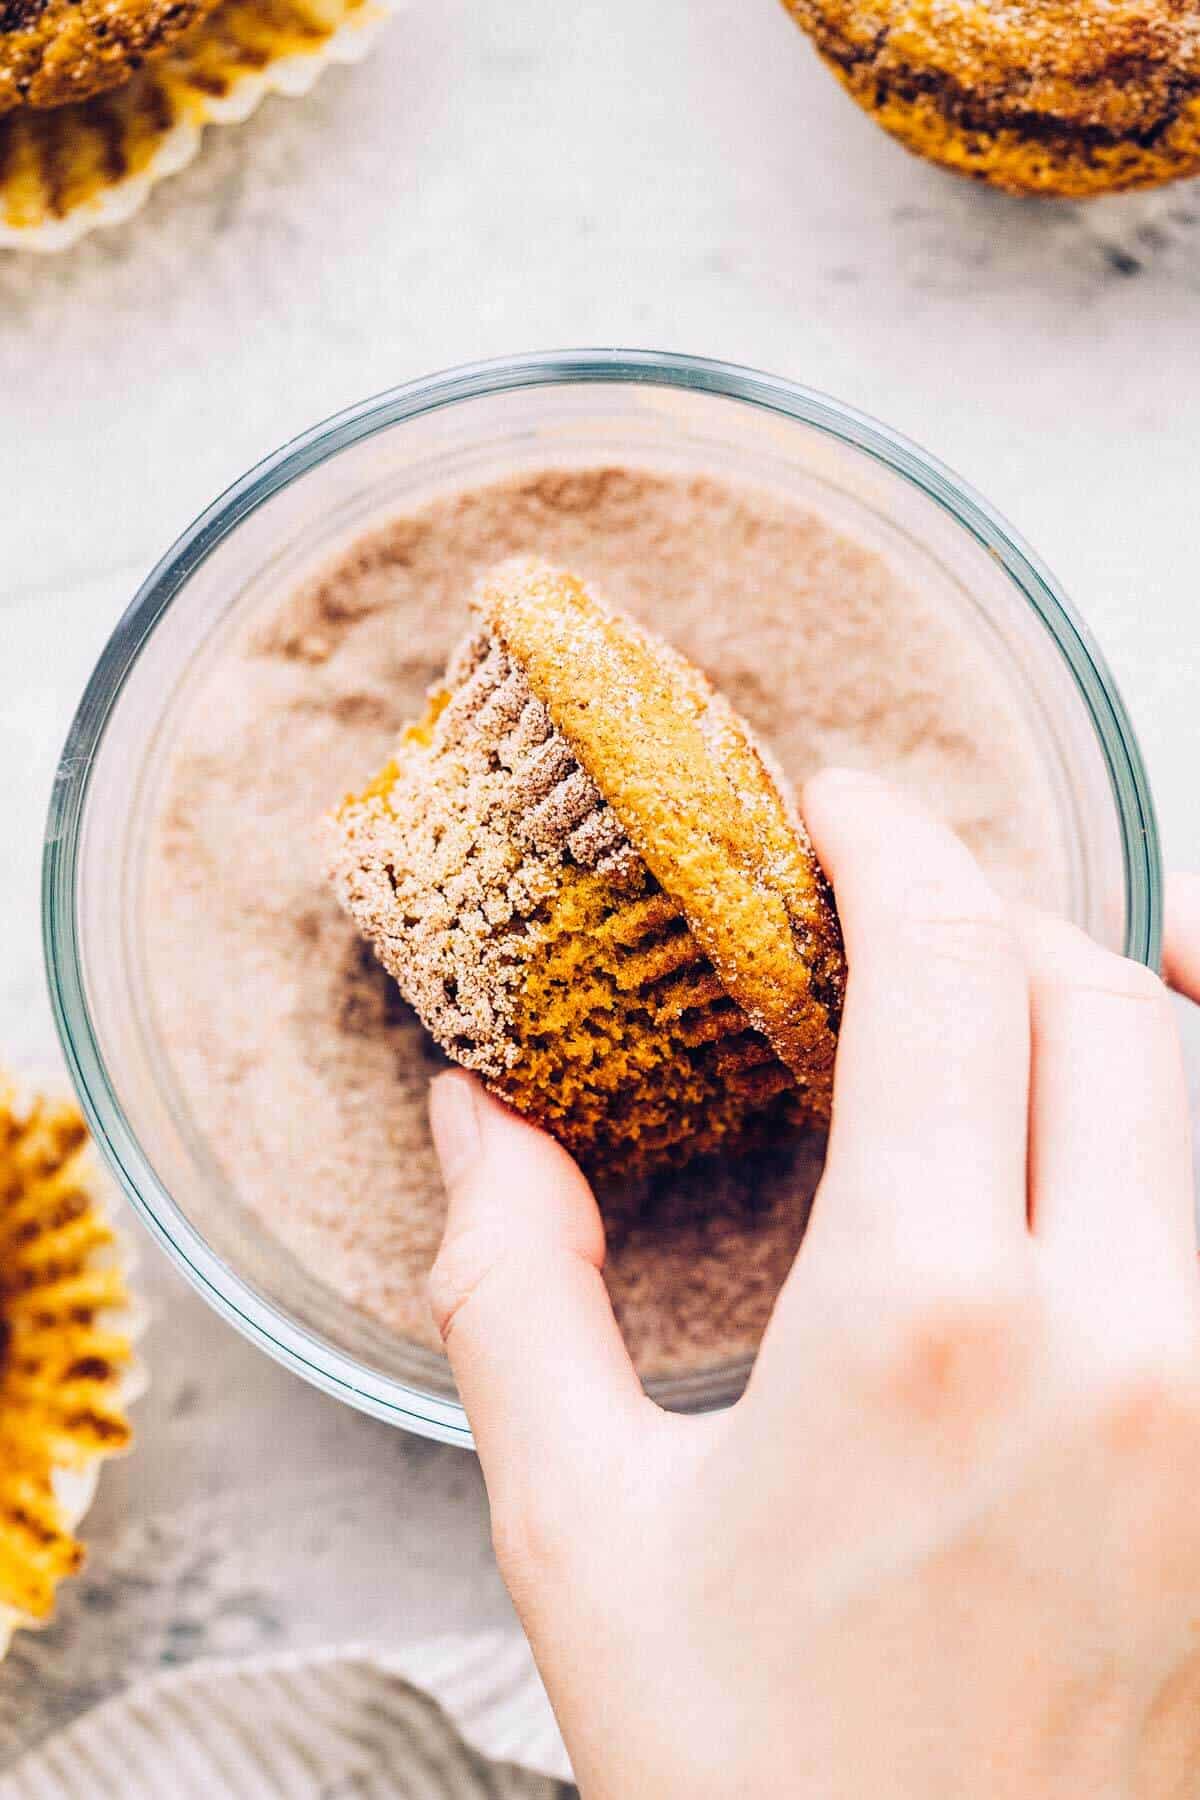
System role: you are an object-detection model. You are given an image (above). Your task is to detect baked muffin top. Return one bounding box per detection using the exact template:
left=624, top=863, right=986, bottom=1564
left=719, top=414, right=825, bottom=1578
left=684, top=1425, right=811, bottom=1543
left=477, top=559, right=844, bottom=1086
left=0, top=0, right=221, bottom=113
left=779, top=0, right=1200, bottom=194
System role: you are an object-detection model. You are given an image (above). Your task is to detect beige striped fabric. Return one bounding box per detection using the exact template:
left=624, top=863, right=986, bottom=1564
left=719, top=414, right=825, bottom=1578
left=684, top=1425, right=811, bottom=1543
left=1, top=1640, right=575, bottom=1797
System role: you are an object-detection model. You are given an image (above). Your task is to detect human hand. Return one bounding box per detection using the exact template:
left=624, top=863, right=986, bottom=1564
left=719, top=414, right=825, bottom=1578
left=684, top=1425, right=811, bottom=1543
left=429, top=770, right=1200, bottom=1799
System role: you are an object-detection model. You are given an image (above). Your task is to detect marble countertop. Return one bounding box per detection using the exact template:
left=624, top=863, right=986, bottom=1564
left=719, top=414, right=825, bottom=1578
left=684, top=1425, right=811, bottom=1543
left=2, top=0, right=1199, bottom=1768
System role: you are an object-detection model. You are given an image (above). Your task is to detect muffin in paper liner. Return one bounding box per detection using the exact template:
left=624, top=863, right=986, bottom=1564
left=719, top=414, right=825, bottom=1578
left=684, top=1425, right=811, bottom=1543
left=0, top=1076, right=142, bottom=1658
left=330, top=559, right=845, bottom=1184
left=0, top=0, right=393, bottom=253
left=0, top=0, right=225, bottom=117
left=778, top=0, right=1200, bottom=197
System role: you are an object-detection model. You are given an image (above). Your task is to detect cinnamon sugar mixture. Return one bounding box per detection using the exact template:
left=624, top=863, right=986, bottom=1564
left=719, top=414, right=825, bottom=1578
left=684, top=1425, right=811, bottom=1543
left=144, top=468, right=1063, bottom=1377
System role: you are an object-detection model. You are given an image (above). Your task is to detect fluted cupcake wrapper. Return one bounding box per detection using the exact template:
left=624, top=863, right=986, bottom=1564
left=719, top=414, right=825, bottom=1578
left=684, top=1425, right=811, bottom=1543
left=0, top=0, right=395, bottom=252
left=0, top=1074, right=144, bottom=1657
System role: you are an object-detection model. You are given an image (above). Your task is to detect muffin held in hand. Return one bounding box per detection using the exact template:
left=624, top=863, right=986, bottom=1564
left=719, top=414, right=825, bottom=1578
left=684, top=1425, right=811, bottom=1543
left=330, top=560, right=845, bottom=1182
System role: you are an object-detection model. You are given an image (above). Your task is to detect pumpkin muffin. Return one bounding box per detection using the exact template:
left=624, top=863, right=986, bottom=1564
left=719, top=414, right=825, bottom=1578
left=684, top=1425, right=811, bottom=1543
left=330, top=559, right=845, bottom=1183
left=779, top=0, right=1200, bottom=196
left=0, top=0, right=389, bottom=251
left=0, top=1080, right=135, bottom=1651
left=0, top=0, right=223, bottom=113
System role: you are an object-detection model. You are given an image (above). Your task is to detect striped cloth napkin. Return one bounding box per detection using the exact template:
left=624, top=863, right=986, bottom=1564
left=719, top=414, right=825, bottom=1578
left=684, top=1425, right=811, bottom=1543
left=0, top=1635, right=574, bottom=1797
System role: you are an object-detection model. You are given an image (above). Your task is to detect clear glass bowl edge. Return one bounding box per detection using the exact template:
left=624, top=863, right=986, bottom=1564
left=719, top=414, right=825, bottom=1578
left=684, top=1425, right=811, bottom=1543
left=42, top=349, right=1164, bottom=1448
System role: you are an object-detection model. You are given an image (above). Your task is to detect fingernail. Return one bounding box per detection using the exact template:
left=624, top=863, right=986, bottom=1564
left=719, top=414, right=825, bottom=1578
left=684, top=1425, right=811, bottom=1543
left=429, top=1071, right=483, bottom=1191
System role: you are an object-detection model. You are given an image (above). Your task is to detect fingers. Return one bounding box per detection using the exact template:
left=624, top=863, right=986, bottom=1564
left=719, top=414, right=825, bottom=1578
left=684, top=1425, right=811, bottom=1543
left=799, top=769, right=1030, bottom=1260
left=427, top=1072, right=648, bottom=1506
left=1015, top=909, right=1195, bottom=1264
left=1164, top=874, right=1200, bottom=1005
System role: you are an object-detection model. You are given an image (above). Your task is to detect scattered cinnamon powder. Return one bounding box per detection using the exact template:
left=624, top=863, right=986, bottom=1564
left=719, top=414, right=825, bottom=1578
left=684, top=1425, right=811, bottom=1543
left=143, top=467, right=1064, bottom=1377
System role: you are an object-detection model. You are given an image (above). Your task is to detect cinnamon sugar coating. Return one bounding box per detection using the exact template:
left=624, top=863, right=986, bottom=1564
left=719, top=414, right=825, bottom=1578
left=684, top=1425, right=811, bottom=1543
left=779, top=0, right=1200, bottom=195
left=478, top=560, right=845, bottom=1087
left=330, top=561, right=844, bottom=1180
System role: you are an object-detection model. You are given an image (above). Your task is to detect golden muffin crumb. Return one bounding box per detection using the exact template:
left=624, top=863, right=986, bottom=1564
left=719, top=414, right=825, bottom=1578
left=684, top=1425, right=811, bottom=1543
left=330, top=560, right=843, bottom=1181
left=0, top=0, right=222, bottom=114
left=779, top=0, right=1200, bottom=196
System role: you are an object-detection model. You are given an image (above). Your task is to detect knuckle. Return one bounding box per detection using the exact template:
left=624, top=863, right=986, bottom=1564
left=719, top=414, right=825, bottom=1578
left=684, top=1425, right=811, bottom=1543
left=917, top=914, right=1017, bottom=972
left=1090, top=1355, right=1200, bottom=1578
left=1097, top=1356, right=1200, bottom=1464
left=1028, top=918, right=1170, bottom=1013
left=868, top=1265, right=1038, bottom=1427
left=426, top=1226, right=506, bottom=1344
left=1091, top=955, right=1169, bottom=1008
left=892, top=885, right=1019, bottom=978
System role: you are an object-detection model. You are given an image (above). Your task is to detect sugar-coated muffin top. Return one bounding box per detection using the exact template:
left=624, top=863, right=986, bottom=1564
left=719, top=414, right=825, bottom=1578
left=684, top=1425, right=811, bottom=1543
left=477, top=559, right=845, bottom=1097
left=780, top=0, right=1200, bottom=195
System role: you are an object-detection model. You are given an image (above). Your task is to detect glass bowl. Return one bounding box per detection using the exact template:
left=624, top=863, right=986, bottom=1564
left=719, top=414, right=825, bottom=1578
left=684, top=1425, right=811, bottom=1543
left=43, top=350, right=1162, bottom=1448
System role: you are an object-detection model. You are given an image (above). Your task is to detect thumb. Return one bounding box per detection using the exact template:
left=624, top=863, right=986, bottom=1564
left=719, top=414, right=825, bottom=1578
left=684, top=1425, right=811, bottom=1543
left=428, top=1072, right=648, bottom=1500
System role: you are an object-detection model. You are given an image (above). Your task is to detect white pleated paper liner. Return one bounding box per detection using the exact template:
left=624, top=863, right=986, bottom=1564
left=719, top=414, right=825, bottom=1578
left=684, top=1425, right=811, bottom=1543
left=0, top=1636, right=575, bottom=1797
left=0, top=1075, right=146, bottom=1660
left=0, top=0, right=395, bottom=252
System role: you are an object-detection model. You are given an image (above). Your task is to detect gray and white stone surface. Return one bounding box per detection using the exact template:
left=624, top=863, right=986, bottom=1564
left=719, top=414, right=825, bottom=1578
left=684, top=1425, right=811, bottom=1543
left=2, top=0, right=1199, bottom=1768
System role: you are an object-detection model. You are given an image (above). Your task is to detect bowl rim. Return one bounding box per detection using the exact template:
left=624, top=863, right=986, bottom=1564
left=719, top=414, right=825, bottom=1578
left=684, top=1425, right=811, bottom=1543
left=42, top=347, right=1163, bottom=1447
